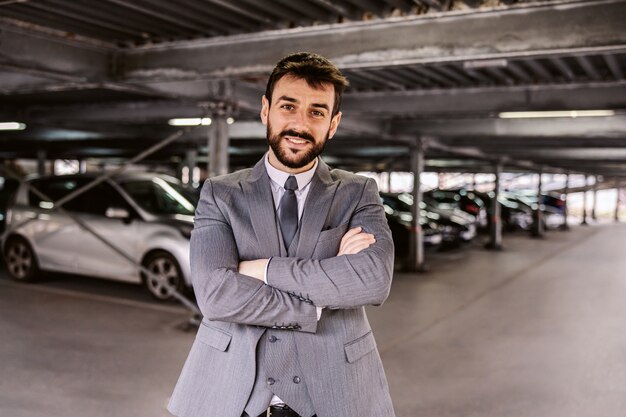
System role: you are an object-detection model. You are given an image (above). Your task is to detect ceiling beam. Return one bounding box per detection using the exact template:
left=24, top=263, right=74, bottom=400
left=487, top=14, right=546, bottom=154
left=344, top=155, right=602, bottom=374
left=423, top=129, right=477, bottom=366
left=0, top=20, right=110, bottom=86
left=119, top=0, right=626, bottom=81
left=344, top=81, right=626, bottom=116
left=391, top=114, right=626, bottom=137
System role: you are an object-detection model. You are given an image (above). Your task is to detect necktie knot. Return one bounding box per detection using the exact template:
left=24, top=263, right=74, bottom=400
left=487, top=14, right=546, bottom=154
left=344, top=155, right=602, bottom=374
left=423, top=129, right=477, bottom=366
left=284, top=175, right=298, bottom=191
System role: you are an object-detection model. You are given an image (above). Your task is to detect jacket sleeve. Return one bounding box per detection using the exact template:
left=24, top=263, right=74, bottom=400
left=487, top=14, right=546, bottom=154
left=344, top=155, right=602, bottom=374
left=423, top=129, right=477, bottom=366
left=266, top=178, right=395, bottom=309
left=190, top=179, right=319, bottom=333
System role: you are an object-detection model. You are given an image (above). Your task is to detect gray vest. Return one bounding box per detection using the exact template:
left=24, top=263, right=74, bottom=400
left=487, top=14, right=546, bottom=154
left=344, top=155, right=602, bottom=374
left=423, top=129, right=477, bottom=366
left=244, top=227, right=316, bottom=417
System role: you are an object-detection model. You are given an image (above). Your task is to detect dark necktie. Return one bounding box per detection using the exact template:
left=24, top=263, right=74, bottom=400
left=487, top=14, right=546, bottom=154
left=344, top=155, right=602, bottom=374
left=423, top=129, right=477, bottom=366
left=279, top=175, right=299, bottom=249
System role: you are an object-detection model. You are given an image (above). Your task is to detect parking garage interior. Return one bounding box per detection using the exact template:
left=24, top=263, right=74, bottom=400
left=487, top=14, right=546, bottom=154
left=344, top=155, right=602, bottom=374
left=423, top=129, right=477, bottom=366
left=0, top=1, right=625, bottom=416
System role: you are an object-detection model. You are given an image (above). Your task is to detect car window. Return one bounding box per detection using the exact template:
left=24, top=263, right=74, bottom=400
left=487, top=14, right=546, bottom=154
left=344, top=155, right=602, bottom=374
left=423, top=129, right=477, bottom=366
left=119, top=178, right=197, bottom=216
left=28, top=178, right=131, bottom=216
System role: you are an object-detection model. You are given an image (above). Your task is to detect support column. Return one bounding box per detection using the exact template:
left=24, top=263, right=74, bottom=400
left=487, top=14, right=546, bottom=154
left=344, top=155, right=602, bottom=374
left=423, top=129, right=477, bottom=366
left=591, top=176, right=598, bottom=221
left=561, top=172, right=570, bottom=231
left=581, top=175, right=589, bottom=225
left=531, top=169, right=545, bottom=237
left=37, top=150, right=47, bottom=176
left=208, top=114, right=229, bottom=178
left=408, top=138, right=426, bottom=272
left=183, top=149, right=198, bottom=187
left=485, top=159, right=503, bottom=250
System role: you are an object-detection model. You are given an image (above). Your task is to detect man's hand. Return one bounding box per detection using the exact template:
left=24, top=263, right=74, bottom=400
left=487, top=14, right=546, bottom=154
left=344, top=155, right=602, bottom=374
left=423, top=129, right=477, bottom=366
left=337, top=226, right=376, bottom=256
left=238, top=259, right=269, bottom=281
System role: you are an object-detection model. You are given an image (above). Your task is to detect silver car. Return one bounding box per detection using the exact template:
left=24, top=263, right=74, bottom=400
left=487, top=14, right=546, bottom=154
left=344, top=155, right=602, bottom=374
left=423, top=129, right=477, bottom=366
left=2, top=172, right=196, bottom=301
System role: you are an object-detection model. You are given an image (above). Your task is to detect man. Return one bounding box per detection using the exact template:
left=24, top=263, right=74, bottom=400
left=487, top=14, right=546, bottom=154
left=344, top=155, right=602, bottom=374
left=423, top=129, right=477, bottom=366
left=168, top=52, right=395, bottom=417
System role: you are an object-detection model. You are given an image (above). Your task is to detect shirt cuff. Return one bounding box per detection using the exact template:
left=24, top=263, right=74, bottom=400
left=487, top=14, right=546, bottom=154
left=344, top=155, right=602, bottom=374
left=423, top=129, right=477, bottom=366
left=262, top=257, right=272, bottom=284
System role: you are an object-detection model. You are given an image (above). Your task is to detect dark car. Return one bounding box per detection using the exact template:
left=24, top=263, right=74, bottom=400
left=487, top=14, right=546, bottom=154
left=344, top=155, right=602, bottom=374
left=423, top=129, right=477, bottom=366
left=381, top=192, right=476, bottom=251
left=425, top=188, right=488, bottom=229
left=473, top=190, right=534, bottom=232
left=381, top=194, right=443, bottom=258
left=511, top=190, right=566, bottom=229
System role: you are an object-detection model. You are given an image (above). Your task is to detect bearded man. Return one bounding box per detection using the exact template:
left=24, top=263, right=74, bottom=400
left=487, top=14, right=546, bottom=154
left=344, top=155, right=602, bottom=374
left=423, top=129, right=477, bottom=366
left=168, top=52, right=396, bottom=417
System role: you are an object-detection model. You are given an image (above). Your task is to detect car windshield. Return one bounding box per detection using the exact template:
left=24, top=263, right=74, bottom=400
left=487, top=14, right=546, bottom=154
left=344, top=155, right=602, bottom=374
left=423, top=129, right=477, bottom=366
left=119, top=178, right=198, bottom=216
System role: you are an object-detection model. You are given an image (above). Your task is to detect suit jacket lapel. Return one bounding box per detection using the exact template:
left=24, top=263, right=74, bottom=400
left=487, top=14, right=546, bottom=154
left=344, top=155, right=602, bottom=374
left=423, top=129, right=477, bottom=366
left=242, top=158, right=282, bottom=258
left=296, top=159, right=338, bottom=259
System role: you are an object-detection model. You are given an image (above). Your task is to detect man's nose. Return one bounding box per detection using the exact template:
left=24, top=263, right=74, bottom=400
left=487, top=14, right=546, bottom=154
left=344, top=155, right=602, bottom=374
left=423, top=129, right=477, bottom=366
left=289, top=108, right=307, bottom=128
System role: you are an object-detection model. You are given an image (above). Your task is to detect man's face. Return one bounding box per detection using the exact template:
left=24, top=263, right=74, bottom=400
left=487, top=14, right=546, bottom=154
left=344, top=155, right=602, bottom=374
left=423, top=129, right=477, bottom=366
left=261, top=75, right=342, bottom=173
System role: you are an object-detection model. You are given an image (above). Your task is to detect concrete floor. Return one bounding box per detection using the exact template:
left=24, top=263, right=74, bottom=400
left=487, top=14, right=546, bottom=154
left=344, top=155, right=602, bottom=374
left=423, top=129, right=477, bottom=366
left=1, top=223, right=625, bottom=417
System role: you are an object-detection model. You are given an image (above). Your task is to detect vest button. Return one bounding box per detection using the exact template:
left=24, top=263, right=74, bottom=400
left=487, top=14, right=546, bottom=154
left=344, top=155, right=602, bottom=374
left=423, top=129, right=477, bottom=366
left=266, top=378, right=276, bottom=386
left=269, top=335, right=278, bottom=343
left=293, top=376, right=301, bottom=384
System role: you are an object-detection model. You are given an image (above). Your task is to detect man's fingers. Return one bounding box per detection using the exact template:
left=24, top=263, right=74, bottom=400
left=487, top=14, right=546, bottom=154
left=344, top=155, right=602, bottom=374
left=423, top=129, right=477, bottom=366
left=338, top=232, right=376, bottom=255
left=340, top=227, right=362, bottom=244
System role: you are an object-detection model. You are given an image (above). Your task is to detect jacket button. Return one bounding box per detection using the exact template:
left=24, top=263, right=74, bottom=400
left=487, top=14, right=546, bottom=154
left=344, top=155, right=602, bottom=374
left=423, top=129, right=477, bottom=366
left=267, top=378, right=275, bottom=386
left=269, top=335, right=277, bottom=343
left=293, top=376, right=301, bottom=384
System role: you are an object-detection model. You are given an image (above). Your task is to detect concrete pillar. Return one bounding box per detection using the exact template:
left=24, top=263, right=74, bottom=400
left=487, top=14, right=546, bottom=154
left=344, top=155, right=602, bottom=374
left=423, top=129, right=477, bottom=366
left=37, top=150, right=47, bottom=176
left=561, top=172, right=570, bottom=231
left=485, top=160, right=503, bottom=250
left=408, top=139, right=426, bottom=272
left=78, top=160, right=87, bottom=174
left=532, top=169, right=545, bottom=237
left=472, top=173, right=478, bottom=190
left=183, top=149, right=198, bottom=187
left=581, top=175, right=589, bottom=225
left=208, top=114, right=229, bottom=177
left=591, top=176, right=598, bottom=221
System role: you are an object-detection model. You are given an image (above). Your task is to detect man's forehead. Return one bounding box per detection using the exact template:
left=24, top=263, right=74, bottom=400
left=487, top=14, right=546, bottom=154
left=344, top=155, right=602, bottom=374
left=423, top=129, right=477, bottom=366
left=272, top=75, right=335, bottom=100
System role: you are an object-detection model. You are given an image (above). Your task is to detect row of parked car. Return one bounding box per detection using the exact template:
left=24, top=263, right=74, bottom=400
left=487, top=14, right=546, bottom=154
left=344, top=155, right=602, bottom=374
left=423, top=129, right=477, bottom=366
left=0, top=172, right=566, bottom=303
left=383, top=188, right=567, bottom=258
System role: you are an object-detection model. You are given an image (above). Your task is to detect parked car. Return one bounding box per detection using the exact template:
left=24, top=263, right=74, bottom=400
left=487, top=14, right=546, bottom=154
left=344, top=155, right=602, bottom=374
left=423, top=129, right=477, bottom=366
left=2, top=172, right=196, bottom=301
left=506, top=190, right=566, bottom=230
left=381, top=192, right=476, bottom=250
left=475, top=190, right=535, bottom=232
left=425, top=188, right=488, bottom=229
left=381, top=194, right=443, bottom=257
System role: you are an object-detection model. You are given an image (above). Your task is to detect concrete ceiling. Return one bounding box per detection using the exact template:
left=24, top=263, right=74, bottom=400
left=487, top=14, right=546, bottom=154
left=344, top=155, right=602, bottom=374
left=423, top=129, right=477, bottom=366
left=0, top=0, right=625, bottom=177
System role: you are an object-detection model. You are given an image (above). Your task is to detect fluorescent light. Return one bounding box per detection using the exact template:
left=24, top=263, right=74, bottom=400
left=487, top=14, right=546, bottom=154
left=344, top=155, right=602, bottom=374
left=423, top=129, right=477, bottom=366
left=464, top=59, right=508, bottom=69
left=226, top=117, right=235, bottom=125
left=168, top=117, right=212, bottom=126
left=499, top=110, right=615, bottom=119
left=0, top=122, right=26, bottom=130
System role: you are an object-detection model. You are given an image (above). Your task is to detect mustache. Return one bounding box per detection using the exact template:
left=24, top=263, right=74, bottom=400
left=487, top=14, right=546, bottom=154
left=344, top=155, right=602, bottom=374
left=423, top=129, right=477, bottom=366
left=280, top=129, right=315, bottom=142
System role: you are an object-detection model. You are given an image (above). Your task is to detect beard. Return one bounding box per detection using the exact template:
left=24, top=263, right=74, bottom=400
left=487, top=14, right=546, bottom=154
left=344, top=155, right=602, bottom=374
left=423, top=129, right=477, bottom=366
left=267, top=122, right=329, bottom=169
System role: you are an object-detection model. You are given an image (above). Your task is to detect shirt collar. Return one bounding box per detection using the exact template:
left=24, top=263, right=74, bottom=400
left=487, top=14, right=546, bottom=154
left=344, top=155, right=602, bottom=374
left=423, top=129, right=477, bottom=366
left=264, top=152, right=317, bottom=190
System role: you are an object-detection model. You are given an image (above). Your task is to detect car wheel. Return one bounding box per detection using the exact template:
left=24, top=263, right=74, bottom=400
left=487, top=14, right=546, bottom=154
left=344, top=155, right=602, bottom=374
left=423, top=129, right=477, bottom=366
left=4, top=236, right=39, bottom=282
left=141, top=251, right=184, bottom=301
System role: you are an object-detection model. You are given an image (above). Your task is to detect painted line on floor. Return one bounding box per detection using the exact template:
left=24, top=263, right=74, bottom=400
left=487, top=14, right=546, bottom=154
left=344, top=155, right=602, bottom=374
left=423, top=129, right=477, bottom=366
left=0, top=279, right=190, bottom=315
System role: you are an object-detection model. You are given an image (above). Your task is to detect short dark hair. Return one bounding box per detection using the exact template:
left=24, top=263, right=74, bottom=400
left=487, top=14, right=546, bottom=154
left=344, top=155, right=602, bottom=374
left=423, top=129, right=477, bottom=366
left=265, top=52, right=349, bottom=117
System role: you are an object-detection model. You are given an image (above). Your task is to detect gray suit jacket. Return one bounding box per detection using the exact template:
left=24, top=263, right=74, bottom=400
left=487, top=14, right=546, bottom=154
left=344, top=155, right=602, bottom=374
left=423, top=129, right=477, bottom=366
left=168, top=157, right=396, bottom=417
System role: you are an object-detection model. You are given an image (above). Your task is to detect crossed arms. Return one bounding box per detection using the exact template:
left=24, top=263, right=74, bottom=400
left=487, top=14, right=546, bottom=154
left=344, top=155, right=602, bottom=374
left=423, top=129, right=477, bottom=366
left=190, top=178, right=394, bottom=333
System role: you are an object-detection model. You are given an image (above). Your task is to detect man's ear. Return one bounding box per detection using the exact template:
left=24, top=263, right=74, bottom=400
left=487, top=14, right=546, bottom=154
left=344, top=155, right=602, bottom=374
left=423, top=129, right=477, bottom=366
left=328, top=111, right=342, bottom=140
left=260, top=95, right=269, bottom=125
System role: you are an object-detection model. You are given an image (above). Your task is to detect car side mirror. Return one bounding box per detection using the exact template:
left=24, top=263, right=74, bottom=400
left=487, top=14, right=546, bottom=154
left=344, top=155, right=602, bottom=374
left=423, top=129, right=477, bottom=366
left=105, top=207, right=130, bottom=221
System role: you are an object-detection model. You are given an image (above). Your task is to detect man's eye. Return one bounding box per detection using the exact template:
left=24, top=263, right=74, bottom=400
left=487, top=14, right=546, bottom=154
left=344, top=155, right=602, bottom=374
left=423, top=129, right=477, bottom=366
left=312, top=110, right=325, bottom=117
left=281, top=104, right=294, bottom=110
